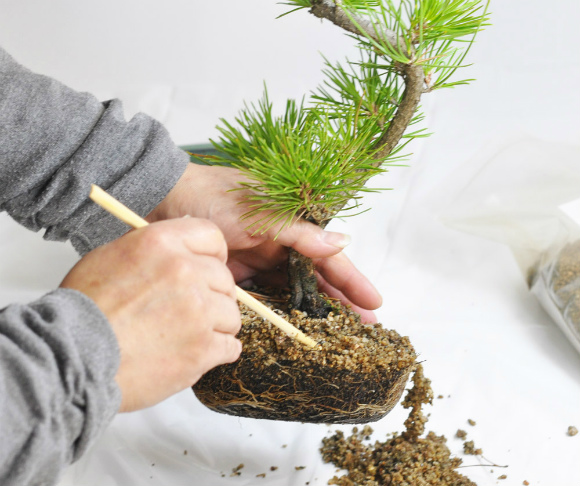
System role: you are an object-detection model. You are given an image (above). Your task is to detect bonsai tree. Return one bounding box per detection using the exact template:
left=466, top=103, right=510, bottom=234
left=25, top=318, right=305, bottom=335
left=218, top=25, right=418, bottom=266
left=204, top=0, right=490, bottom=317
left=192, top=1, right=490, bottom=424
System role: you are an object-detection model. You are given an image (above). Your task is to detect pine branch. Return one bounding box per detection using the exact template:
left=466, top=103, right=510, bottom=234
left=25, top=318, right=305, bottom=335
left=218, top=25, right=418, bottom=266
left=304, top=0, right=488, bottom=225
left=317, top=61, right=424, bottom=227
left=372, top=63, right=424, bottom=161
left=207, top=0, right=489, bottom=229
left=309, top=0, right=400, bottom=51
left=203, top=0, right=489, bottom=315
left=305, top=1, right=425, bottom=225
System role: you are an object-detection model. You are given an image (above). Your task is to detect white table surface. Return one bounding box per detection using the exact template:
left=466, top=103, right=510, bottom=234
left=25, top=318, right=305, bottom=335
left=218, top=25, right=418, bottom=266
left=0, top=1, right=579, bottom=485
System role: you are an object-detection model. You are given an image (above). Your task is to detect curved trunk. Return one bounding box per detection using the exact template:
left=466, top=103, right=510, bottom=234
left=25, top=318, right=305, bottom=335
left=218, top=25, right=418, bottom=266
left=288, top=65, right=424, bottom=317
left=288, top=2, right=425, bottom=317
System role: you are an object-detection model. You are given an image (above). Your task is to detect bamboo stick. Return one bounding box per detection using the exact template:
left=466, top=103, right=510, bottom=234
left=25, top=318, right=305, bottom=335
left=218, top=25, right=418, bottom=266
left=89, top=184, right=318, bottom=348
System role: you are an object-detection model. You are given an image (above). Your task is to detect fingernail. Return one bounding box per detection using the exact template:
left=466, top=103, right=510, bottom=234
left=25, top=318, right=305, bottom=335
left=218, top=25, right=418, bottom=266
left=322, top=231, right=351, bottom=249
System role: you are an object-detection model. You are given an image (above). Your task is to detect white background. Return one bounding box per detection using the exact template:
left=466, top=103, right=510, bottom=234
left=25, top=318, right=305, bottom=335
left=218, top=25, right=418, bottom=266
left=0, top=1, right=579, bottom=485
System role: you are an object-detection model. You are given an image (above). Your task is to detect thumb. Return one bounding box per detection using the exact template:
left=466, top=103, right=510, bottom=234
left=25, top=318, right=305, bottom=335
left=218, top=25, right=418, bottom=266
left=270, top=219, right=351, bottom=258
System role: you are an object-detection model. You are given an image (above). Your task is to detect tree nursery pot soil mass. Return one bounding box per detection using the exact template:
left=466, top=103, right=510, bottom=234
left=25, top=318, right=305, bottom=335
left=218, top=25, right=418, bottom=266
left=193, top=288, right=416, bottom=424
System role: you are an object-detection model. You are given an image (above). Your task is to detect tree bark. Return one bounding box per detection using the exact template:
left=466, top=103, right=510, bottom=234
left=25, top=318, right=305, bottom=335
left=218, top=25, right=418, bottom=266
left=288, top=249, right=332, bottom=317
left=287, top=1, right=425, bottom=317
left=310, top=0, right=401, bottom=50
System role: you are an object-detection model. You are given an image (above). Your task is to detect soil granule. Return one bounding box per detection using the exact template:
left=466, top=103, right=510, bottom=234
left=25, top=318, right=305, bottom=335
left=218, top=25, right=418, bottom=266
left=193, top=289, right=416, bottom=423
left=320, top=365, right=476, bottom=485
left=463, top=440, right=482, bottom=456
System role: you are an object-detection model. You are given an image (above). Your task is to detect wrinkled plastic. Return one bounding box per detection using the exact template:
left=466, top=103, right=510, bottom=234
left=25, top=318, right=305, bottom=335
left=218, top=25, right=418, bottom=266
left=441, top=138, right=580, bottom=355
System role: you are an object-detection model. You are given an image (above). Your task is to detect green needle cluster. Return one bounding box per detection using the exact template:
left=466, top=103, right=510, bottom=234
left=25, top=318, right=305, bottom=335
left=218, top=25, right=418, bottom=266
left=206, top=0, right=490, bottom=234
left=213, top=90, right=392, bottom=233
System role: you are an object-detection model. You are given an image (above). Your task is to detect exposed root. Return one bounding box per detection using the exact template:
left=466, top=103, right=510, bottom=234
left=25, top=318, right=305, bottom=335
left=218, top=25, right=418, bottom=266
left=193, top=289, right=416, bottom=424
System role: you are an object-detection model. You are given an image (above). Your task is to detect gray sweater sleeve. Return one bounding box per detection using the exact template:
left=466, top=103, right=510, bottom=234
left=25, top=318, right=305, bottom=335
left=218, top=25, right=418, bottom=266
left=0, top=46, right=190, bottom=254
left=0, top=47, right=191, bottom=484
left=0, top=289, right=122, bottom=486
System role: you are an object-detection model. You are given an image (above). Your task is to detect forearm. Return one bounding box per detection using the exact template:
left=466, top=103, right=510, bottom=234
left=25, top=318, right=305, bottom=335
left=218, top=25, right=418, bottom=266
left=0, top=289, right=121, bottom=486
left=0, top=46, right=189, bottom=254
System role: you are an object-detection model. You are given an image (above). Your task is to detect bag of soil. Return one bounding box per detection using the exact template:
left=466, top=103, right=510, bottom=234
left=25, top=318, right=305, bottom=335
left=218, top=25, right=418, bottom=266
left=439, top=138, right=580, bottom=355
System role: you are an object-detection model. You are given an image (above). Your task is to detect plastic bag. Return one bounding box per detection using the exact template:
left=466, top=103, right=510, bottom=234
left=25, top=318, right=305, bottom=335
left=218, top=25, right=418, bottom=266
left=439, top=138, right=580, bottom=355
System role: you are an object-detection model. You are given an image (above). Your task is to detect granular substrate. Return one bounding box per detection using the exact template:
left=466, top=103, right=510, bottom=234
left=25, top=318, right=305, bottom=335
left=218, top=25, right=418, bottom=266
left=194, top=289, right=416, bottom=424
left=530, top=241, right=580, bottom=344
left=320, top=365, right=476, bottom=485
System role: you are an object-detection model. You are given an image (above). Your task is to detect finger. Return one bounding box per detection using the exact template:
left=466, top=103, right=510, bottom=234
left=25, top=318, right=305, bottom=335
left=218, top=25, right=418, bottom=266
left=267, top=219, right=351, bottom=259
left=347, top=304, right=377, bottom=324
left=227, top=246, right=288, bottom=284
left=194, top=255, right=237, bottom=299
left=250, top=270, right=287, bottom=288
left=228, top=244, right=287, bottom=273
left=227, top=259, right=287, bottom=288
left=147, top=218, right=228, bottom=263
left=227, top=259, right=258, bottom=284
left=160, top=253, right=235, bottom=301
left=314, top=252, right=383, bottom=311
left=315, top=277, right=378, bottom=324
left=207, top=333, right=243, bottom=370
left=207, top=292, right=242, bottom=335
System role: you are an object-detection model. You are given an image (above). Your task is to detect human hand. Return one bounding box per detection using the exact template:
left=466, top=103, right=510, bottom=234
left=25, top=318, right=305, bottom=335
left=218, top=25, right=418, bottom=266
left=60, top=218, right=242, bottom=412
left=147, top=163, right=382, bottom=322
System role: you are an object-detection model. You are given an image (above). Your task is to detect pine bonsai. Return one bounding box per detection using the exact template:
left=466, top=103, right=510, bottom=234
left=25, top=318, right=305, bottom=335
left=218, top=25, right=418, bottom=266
left=202, top=0, right=490, bottom=318
left=192, top=1, right=490, bottom=424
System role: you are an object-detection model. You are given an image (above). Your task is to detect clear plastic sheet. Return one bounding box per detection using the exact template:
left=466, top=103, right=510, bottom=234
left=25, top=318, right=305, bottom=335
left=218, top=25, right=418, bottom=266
left=441, top=138, right=580, bottom=354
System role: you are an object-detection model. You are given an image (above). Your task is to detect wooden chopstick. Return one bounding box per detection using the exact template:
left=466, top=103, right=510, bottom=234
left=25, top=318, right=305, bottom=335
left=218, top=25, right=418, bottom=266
left=89, top=184, right=317, bottom=348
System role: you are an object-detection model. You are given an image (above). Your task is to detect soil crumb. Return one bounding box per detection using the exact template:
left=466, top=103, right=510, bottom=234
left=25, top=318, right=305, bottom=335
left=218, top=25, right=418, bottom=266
left=568, top=425, right=578, bottom=437
left=230, top=463, right=244, bottom=477
left=463, top=440, right=482, bottom=456
left=320, top=364, right=476, bottom=485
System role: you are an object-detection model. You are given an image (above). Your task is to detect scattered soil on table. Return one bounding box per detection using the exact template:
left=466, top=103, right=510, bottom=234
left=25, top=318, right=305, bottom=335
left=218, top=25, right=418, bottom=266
left=193, top=288, right=416, bottom=424
left=320, top=364, right=476, bottom=485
